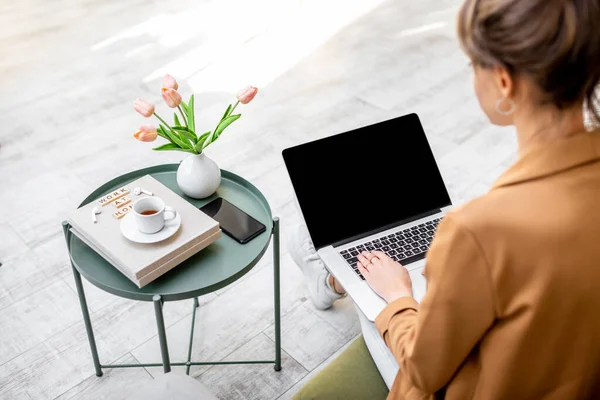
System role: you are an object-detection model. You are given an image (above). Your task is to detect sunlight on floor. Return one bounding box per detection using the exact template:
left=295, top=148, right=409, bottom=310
left=90, top=0, right=390, bottom=93
left=397, top=22, right=446, bottom=37
left=184, top=0, right=396, bottom=92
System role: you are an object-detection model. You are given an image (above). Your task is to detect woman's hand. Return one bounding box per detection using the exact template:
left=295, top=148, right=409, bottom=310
left=357, top=251, right=413, bottom=303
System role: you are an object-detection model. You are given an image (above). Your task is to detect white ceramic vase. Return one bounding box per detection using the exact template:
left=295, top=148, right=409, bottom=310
left=176, top=153, right=221, bottom=199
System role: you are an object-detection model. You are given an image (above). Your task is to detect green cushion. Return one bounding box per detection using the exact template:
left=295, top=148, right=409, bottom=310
left=292, top=335, right=389, bottom=400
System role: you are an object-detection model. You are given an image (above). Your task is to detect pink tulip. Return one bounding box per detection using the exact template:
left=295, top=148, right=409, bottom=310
left=236, top=86, right=258, bottom=104
left=161, top=88, right=182, bottom=108
left=162, top=74, right=178, bottom=90
left=133, top=98, right=155, bottom=118
left=133, top=125, right=157, bottom=142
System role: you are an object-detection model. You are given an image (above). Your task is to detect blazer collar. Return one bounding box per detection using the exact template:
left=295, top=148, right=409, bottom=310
left=493, top=130, right=600, bottom=189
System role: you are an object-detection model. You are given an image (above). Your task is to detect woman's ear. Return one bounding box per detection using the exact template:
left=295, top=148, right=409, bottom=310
left=494, top=66, right=515, bottom=99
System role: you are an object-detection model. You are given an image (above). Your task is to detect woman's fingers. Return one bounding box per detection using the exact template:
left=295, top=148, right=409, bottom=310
left=357, top=253, right=370, bottom=275
left=372, top=250, right=388, bottom=262
left=357, top=262, right=368, bottom=276
left=360, top=251, right=373, bottom=258
left=357, top=253, right=371, bottom=269
left=360, top=251, right=380, bottom=262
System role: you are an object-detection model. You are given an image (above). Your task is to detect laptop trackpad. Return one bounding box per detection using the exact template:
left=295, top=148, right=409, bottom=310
left=409, top=266, right=427, bottom=303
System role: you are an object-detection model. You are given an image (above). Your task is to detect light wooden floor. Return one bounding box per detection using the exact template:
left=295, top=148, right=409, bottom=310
left=0, top=0, right=518, bottom=399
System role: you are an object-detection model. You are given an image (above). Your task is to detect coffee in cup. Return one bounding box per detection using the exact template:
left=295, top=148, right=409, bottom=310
left=133, top=197, right=177, bottom=234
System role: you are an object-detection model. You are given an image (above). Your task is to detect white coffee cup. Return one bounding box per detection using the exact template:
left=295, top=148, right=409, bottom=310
left=133, top=197, right=177, bottom=234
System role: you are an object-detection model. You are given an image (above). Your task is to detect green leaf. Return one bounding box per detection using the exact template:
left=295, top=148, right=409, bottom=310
left=194, top=131, right=212, bottom=153
left=160, top=124, right=190, bottom=150
left=214, top=114, right=241, bottom=138
left=186, top=95, right=195, bottom=132
left=174, top=113, right=181, bottom=126
left=221, top=104, right=232, bottom=120
left=156, top=126, right=169, bottom=140
left=153, top=143, right=197, bottom=154
left=173, top=126, right=197, bottom=144
left=180, top=133, right=195, bottom=149
left=202, top=114, right=241, bottom=150
left=173, top=125, right=194, bottom=133
left=180, top=101, right=188, bottom=114
left=153, top=143, right=180, bottom=151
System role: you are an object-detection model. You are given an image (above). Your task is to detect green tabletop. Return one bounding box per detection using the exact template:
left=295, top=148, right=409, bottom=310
left=66, top=164, right=273, bottom=302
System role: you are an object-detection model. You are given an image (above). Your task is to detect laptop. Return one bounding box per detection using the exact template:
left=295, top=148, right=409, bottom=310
left=282, top=113, right=452, bottom=321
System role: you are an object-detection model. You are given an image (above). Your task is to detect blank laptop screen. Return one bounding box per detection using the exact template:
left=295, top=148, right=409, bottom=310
left=282, top=113, right=451, bottom=250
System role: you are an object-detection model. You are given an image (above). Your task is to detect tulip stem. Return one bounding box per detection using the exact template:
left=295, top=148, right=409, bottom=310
left=153, top=113, right=171, bottom=130
left=154, top=112, right=185, bottom=141
left=230, top=100, right=240, bottom=115
left=177, top=106, right=188, bottom=128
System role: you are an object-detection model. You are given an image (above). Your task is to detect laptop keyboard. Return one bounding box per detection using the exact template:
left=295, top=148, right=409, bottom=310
left=339, top=217, right=443, bottom=280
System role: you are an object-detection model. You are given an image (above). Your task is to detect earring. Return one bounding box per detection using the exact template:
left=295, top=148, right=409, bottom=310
left=496, top=97, right=515, bottom=116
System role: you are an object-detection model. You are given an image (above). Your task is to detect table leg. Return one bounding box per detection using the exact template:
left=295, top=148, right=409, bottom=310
left=64, top=220, right=103, bottom=377
left=72, top=266, right=103, bottom=377
left=153, top=295, right=171, bottom=373
left=273, top=217, right=282, bottom=371
left=186, top=298, right=199, bottom=375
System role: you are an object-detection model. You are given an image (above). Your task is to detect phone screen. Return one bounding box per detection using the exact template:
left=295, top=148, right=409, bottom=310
left=200, top=198, right=266, bottom=244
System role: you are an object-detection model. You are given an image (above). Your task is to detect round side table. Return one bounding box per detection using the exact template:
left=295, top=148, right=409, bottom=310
left=62, top=164, right=281, bottom=376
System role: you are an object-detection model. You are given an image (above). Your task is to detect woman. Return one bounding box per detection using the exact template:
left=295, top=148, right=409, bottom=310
left=289, top=0, right=600, bottom=398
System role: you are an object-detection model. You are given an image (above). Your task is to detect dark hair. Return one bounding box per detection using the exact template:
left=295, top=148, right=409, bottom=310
left=457, top=0, right=600, bottom=125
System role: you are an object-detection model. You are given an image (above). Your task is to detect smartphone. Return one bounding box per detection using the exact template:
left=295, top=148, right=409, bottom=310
left=200, top=197, right=267, bottom=244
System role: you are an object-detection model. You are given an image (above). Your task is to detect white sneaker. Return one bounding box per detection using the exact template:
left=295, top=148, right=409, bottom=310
left=288, top=224, right=344, bottom=310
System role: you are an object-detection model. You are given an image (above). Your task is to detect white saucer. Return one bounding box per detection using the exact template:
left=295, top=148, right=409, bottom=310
left=120, top=212, right=182, bottom=244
